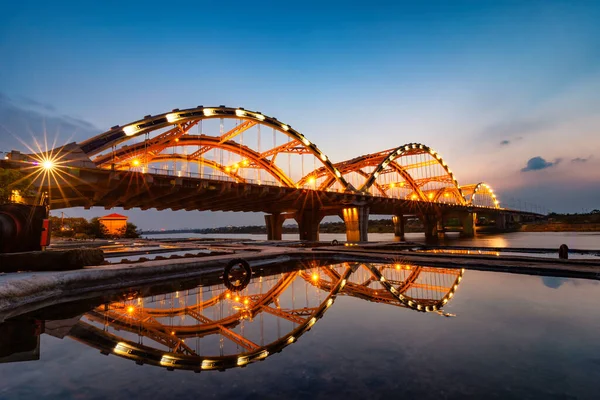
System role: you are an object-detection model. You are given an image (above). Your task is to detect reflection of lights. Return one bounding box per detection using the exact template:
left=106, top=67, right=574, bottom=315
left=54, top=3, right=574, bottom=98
left=160, top=355, right=176, bottom=366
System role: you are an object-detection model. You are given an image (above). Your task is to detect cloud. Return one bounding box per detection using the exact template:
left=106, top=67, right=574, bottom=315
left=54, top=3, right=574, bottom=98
left=0, top=92, right=99, bottom=150
left=571, top=155, right=593, bottom=163
left=520, top=156, right=560, bottom=172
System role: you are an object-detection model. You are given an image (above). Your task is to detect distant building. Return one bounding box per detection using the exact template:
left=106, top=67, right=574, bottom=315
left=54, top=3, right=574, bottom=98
left=99, top=213, right=128, bottom=236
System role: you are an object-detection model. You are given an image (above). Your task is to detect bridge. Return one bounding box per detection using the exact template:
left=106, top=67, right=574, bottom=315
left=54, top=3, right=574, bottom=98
left=1, top=105, right=542, bottom=241
left=54, top=261, right=464, bottom=372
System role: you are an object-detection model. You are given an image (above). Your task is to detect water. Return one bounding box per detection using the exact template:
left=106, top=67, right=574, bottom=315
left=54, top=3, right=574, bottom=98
left=1, top=260, right=599, bottom=399
left=143, top=231, right=600, bottom=250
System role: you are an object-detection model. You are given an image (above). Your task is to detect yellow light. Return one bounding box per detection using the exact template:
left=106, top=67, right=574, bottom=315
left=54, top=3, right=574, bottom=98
left=307, top=176, right=316, bottom=184
left=444, top=192, right=450, bottom=197
left=123, top=125, right=139, bottom=136
left=243, top=298, right=249, bottom=305
left=281, top=124, right=289, bottom=131
left=132, top=159, right=141, bottom=167
left=225, top=166, right=231, bottom=172
left=166, top=113, right=181, bottom=123
left=427, top=193, right=433, bottom=199
left=395, top=264, right=401, bottom=270
left=254, top=113, right=265, bottom=121
left=319, top=153, right=327, bottom=162
left=335, top=170, right=341, bottom=178
left=42, top=160, right=54, bottom=170
left=390, top=183, right=395, bottom=188
left=127, top=306, right=135, bottom=314
left=203, top=108, right=214, bottom=116
left=235, top=296, right=240, bottom=302
left=225, top=293, right=231, bottom=299
left=301, top=137, right=311, bottom=146
left=235, top=109, right=246, bottom=117
left=311, top=272, right=319, bottom=281
left=241, top=159, right=249, bottom=166
left=411, top=194, right=417, bottom=200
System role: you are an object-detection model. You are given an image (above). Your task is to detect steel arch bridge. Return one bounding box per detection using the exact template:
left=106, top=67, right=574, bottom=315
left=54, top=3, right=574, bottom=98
left=63, top=261, right=464, bottom=372
left=57, top=105, right=499, bottom=207
left=3, top=104, right=541, bottom=241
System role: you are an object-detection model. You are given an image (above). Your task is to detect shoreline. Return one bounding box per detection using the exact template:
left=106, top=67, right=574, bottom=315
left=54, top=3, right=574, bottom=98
left=1, top=241, right=600, bottom=323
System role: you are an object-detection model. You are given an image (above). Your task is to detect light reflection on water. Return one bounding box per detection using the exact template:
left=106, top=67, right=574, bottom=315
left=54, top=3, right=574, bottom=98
left=144, top=231, right=600, bottom=250
left=1, top=260, right=599, bottom=399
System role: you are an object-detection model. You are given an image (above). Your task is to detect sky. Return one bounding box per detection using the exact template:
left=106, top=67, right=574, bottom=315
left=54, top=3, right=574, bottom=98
left=1, top=0, right=599, bottom=229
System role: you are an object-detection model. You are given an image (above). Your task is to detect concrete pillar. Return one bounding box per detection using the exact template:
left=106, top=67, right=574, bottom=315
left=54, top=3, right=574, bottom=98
left=342, top=207, right=369, bottom=242
left=421, top=214, right=439, bottom=241
left=495, top=213, right=507, bottom=230
left=264, top=213, right=285, bottom=240
left=460, top=212, right=476, bottom=238
left=392, top=214, right=405, bottom=242
left=295, top=211, right=323, bottom=241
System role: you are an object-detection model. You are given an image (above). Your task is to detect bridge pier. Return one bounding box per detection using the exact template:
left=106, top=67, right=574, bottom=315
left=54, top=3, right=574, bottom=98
left=264, top=213, right=286, bottom=240
left=421, top=214, right=440, bottom=241
left=495, top=213, right=507, bottom=230
left=342, top=207, right=369, bottom=242
left=460, top=212, right=476, bottom=238
left=392, top=214, right=405, bottom=241
left=295, top=211, right=323, bottom=241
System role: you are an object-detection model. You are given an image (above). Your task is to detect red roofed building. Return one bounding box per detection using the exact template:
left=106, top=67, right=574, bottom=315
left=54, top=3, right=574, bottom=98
left=99, top=213, right=128, bottom=236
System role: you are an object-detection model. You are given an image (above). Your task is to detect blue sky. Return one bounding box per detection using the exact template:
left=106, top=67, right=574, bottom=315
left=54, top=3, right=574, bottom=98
left=1, top=1, right=599, bottom=229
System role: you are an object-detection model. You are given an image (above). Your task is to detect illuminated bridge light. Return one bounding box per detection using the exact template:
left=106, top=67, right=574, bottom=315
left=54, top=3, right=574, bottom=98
left=123, top=125, right=139, bottom=136
left=281, top=124, right=289, bottom=131
left=203, top=108, right=214, bottom=116
left=235, top=109, right=246, bottom=117
left=166, top=113, right=181, bottom=123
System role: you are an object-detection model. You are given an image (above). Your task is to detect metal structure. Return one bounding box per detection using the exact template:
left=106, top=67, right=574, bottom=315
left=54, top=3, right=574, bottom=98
left=2, top=105, right=543, bottom=241
left=66, top=262, right=464, bottom=372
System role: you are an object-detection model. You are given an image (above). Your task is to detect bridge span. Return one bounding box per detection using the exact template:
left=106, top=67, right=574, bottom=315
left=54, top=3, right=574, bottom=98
left=2, top=105, right=542, bottom=241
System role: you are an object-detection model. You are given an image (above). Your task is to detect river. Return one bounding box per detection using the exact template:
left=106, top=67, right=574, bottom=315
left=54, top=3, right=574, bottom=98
left=143, top=231, right=600, bottom=250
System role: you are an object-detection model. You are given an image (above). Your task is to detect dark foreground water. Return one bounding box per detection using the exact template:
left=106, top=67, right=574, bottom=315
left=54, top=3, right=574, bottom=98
left=1, top=260, right=599, bottom=399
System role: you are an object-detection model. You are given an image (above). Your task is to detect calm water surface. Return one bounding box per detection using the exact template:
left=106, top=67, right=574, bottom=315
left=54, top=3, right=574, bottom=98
left=144, top=231, right=600, bottom=249
left=1, top=260, right=599, bottom=399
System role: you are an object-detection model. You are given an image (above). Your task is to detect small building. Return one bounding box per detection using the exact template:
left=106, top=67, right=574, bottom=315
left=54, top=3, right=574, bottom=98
left=99, top=213, right=128, bottom=236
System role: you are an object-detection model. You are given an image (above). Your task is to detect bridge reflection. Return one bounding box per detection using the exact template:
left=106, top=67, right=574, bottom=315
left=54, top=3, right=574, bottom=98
left=0, top=261, right=464, bottom=371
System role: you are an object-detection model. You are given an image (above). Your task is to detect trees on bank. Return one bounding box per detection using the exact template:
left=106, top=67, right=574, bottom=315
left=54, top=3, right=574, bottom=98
left=50, top=216, right=140, bottom=239
left=0, top=168, right=33, bottom=205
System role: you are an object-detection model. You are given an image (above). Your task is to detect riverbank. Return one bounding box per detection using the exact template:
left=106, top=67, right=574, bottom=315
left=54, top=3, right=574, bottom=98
left=521, top=223, right=600, bottom=232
